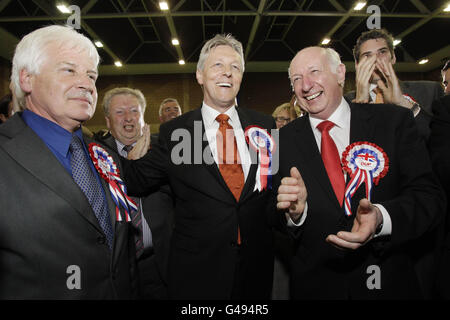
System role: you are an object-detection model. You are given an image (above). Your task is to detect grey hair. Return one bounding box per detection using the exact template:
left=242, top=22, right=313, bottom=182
left=159, top=98, right=181, bottom=116
left=102, top=87, right=147, bottom=116
left=11, top=25, right=100, bottom=109
left=197, top=34, right=245, bottom=72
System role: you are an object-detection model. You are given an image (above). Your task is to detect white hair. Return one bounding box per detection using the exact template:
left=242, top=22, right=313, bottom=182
left=11, top=25, right=100, bottom=108
left=288, top=46, right=343, bottom=86
left=159, top=98, right=181, bottom=116
left=197, top=34, right=245, bottom=72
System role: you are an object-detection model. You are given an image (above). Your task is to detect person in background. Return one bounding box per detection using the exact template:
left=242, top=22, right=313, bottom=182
left=159, top=98, right=182, bottom=123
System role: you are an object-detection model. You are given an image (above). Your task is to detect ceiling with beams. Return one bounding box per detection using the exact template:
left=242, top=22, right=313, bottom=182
left=0, top=0, right=449, bottom=75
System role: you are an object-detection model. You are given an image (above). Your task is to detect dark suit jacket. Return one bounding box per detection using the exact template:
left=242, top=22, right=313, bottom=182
left=277, top=103, right=444, bottom=299
left=122, top=106, right=276, bottom=299
left=429, top=94, right=450, bottom=299
left=344, top=80, right=444, bottom=140
left=0, top=113, right=137, bottom=299
left=97, top=133, right=173, bottom=299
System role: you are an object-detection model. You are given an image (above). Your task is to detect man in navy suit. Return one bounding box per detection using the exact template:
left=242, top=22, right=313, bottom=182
left=122, top=34, right=276, bottom=299
left=277, top=46, right=444, bottom=299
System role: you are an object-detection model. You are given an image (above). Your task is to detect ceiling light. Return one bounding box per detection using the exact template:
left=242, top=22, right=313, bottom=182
left=114, top=61, right=123, bottom=67
left=418, top=59, right=429, bottom=65
left=321, top=38, right=331, bottom=45
left=444, top=4, right=450, bottom=12
left=178, top=60, right=185, bottom=65
left=354, top=2, right=367, bottom=11
left=159, top=1, right=169, bottom=10
left=94, top=41, right=103, bottom=48
left=393, top=39, right=401, bottom=46
left=56, top=4, right=71, bottom=13
left=172, top=39, right=180, bottom=45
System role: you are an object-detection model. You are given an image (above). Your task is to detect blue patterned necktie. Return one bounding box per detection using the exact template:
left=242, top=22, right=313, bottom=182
left=70, top=135, right=114, bottom=249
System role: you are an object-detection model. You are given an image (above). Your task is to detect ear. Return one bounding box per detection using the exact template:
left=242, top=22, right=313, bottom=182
left=19, top=68, right=33, bottom=94
left=105, top=116, right=111, bottom=129
left=196, top=69, right=204, bottom=86
left=0, top=114, right=7, bottom=123
left=337, top=63, right=346, bottom=86
left=391, top=53, right=396, bottom=65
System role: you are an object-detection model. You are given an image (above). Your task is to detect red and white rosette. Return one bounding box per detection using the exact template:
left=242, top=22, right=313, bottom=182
left=244, top=125, right=276, bottom=191
left=89, top=143, right=138, bottom=222
left=341, top=141, right=389, bottom=216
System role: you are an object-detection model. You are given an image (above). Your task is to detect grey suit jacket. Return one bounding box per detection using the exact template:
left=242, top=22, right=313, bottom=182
left=0, top=113, right=137, bottom=299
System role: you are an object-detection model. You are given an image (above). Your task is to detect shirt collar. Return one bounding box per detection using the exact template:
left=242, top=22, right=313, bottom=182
left=201, top=102, right=240, bottom=128
left=309, top=97, right=351, bottom=130
left=22, top=109, right=83, bottom=158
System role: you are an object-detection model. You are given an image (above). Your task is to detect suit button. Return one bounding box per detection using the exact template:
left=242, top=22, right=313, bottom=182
left=97, top=236, right=106, bottom=244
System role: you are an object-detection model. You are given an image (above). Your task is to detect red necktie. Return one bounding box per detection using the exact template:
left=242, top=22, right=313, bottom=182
left=374, top=87, right=384, bottom=103
left=216, top=114, right=244, bottom=244
left=317, top=121, right=345, bottom=206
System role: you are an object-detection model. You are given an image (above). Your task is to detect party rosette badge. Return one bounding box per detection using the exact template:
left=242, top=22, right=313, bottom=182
left=89, top=143, right=137, bottom=222
left=244, top=126, right=276, bottom=191
left=341, top=141, right=389, bottom=216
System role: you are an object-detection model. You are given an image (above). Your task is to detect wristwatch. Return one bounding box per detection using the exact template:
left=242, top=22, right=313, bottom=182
left=411, top=102, right=421, bottom=117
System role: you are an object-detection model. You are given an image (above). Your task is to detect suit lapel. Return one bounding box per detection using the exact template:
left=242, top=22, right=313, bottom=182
left=349, top=103, right=375, bottom=144
left=184, top=108, right=236, bottom=204
left=1, top=118, right=103, bottom=233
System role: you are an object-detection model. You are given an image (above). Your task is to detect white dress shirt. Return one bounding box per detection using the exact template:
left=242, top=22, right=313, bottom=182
left=288, top=97, right=392, bottom=237
left=201, top=102, right=251, bottom=180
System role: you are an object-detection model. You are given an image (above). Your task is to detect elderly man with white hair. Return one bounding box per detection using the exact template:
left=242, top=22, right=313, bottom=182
left=276, top=46, right=444, bottom=299
left=0, top=25, right=137, bottom=299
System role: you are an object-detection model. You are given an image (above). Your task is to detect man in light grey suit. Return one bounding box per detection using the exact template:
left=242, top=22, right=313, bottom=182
left=0, top=25, right=137, bottom=299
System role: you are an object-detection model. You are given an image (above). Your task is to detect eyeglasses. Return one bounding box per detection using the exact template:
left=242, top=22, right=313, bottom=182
left=274, top=117, right=291, bottom=123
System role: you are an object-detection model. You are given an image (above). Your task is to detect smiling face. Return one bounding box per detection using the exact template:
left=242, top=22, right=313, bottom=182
left=20, top=42, right=98, bottom=132
left=105, top=93, right=144, bottom=145
left=289, top=47, right=345, bottom=120
left=359, top=38, right=395, bottom=84
left=196, top=45, right=243, bottom=113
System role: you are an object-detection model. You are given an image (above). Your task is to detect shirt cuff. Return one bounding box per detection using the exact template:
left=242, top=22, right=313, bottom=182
left=373, top=203, right=392, bottom=237
left=286, top=202, right=308, bottom=227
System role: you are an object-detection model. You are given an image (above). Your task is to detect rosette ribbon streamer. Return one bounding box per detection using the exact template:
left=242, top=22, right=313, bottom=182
left=341, top=142, right=389, bottom=217
left=244, top=126, right=276, bottom=191
left=89, top=143, right=137, bottom=222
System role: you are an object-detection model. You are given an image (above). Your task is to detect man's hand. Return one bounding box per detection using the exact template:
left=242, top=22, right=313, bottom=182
left=277, top=167, right=307, bottom=222
left=354, top=55, right=377, bottom=103
left=376, top=59, right=413, bottom=109
left=127, top=123, right=151, bottom=160
left=326, top=198, right=383, bottom=250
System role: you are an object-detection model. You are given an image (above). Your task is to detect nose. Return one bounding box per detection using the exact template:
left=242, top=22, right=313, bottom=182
left=223, top=65, right=232, bottom=77
left=301, top=75, right=314, bottom=93
left=76, top=74, right=95, bottom=94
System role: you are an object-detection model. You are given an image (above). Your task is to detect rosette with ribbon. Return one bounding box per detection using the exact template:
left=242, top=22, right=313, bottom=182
left=341, top=141, right=389, bottom=216
left=244, top=126, right=276, bottom=191
left=88, top=143, right=137, bottom=222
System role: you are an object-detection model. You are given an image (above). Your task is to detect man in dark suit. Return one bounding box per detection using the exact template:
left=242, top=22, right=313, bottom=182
left=0, top=25, right=137, bottom=299
left=276, top=46, right=444, bottom=299
left=429, top=94, right=450, bottom=298
left=121, top=34, right=276, bottom=299
left=344, top=28, right=443, bottom=140
left=97, top=87, right=174, bottom=299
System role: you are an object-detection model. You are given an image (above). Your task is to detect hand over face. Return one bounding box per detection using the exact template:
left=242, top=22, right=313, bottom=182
left=127, top=123, right=151, bottom=160
left=354, top=55, right=377, bottom=103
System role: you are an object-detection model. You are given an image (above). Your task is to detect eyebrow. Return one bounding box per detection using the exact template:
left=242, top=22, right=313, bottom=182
left=58, top=61, right=98, bottom=75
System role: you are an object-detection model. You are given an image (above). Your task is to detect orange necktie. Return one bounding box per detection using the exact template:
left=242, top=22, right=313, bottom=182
left=216, top=114, right=244, bottom=244
left=317, top=121, right=345, bottom=206
left=374, top=87, right=384, bottom=104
